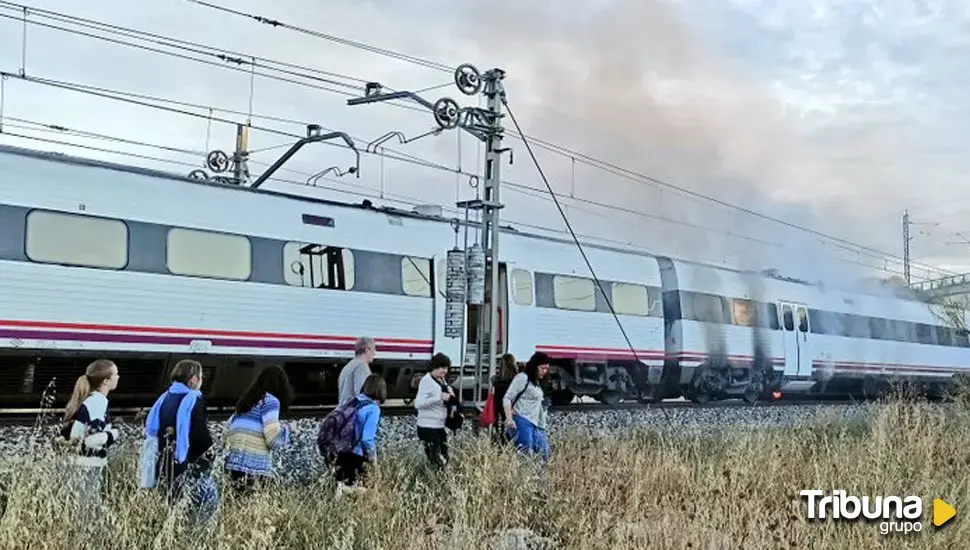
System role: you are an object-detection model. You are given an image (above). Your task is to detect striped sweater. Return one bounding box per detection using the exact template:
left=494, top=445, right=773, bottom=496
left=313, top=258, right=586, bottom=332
left=223, top=393, right=291, bottom=476
left=59, top=391, right=120, bottom=468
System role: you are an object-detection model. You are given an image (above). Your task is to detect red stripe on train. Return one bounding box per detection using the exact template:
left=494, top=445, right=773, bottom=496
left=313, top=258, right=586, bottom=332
left=0, top=319, right=431, bottom=345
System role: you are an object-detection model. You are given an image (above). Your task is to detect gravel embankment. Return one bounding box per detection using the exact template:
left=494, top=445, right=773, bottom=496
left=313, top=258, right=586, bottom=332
left=0, top=403, right=879, bottom=472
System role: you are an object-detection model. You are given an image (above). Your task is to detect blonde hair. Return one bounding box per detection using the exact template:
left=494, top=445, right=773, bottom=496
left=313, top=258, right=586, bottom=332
left=63, top=359, right=117, bottom=421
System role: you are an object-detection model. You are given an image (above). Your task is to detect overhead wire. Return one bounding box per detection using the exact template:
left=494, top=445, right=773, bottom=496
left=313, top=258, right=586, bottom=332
left=174, top=0, right=953, bottom=277
left=0, top=1, right=370, bottom=84
left=1, top=121, right=675, bottom=260
left=503, top=95, right=675, bottom=411
left=0, top=10, right=361, bottom=97
left=180, top=0, right=453, bottom=72
left=0, top=69, right=930, bottom=280
left=0, top=0, right=946, bottom=277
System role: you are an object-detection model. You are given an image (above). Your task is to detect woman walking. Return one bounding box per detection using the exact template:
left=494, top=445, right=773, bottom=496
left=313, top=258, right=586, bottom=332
left=413, top=353, right=455, bottom=470
left=502, top=352, right=552, bottom=464
left=490, top=353, right=518, bottom=443
left=59, top=359, right=121, bottom=517
left=143, top=359, right=218, bottom=528
left=224, top=365, right=294, bottom=493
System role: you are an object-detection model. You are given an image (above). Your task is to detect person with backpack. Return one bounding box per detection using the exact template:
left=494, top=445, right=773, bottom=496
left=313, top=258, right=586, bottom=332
left=413, top=353, right=456, bottom=470
left=317, top=374, right=386, bottom=496
left=503, top=352, right=552, bottom=464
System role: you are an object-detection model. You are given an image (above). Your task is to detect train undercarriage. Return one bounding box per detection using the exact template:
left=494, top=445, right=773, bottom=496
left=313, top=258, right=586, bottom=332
left=0, top=349, right=960, bottom=412
left=0, top=349, right=434, bottom=410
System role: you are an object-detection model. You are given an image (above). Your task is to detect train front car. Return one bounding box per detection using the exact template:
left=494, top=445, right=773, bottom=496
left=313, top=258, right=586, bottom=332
left=806, top=287, right=970, bottom=399
left=0, top=145, right=445, bottom=408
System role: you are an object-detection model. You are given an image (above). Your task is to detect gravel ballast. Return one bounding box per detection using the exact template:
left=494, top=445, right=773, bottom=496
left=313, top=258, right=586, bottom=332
left=0, top=403, right=881, bottom=469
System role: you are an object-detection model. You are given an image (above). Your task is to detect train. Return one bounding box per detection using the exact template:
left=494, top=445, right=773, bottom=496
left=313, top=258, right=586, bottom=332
left=1, top=142, right=969, bottom=409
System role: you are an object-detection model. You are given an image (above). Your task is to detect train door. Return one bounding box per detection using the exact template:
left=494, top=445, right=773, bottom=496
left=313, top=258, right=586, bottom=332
left=471, top=263, right=509, bottom=363
left=779, top=302, right=810, bottom=377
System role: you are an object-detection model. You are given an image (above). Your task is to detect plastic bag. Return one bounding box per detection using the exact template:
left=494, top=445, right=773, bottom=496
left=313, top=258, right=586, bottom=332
left=138, top=436, right=158, bottom=489
left=479, top=389, right=495, bottom=427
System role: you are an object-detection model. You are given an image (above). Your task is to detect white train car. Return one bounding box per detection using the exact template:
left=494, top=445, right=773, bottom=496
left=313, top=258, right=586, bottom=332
left=503, top=235, right=666, bottom=405
left=2, top=142, right=970, bottom=408
left=656, top=257, right=970, bottom=403
left=0, top=145, right=455, bottom=405
left=804, top=286, right=970, bottom=397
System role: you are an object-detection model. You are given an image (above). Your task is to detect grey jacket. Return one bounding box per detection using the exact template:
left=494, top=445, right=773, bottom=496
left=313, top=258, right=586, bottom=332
left=337, top=357, right=371, bottom=405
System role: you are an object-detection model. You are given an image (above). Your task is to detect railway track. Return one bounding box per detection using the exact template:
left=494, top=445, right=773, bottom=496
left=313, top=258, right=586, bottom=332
left=0, top=396, right=867, bottom=428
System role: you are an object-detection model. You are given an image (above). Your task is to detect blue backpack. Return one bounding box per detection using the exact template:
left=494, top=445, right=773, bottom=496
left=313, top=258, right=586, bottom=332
left=316, top=398, right=363, bottom=460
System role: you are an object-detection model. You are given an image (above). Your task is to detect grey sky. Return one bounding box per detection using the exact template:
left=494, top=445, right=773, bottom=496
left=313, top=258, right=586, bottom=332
left=0, top=0, right=965, bottom=289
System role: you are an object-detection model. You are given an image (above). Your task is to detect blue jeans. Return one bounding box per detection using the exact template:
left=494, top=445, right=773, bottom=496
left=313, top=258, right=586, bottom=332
left=508, top=414, right=551, bottom=464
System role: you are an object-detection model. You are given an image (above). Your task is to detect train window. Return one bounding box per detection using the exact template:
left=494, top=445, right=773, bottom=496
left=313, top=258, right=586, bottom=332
left=843, top=314, right=871, bottom=338
left=936, top=326, right=954, bottom=347
left=612, top=283, right=649, bottom=316
left=953, top=329, right=970, bottom=348
left=808, top=309, right=834, bottom=335
left=511, top=269, right=534, bottom=306
left=891, top=320, right=913, bottom=343
left=646, top=287, right=664, bottom=317
left=915, top=323, right=935, bottom=345
left=553, top=275, right=595, bottom=311
left=869, top=317, right=890, bottom=341
left=401, top=257, right=432, bottom=297
left=25, top=210, right=128, bottom=269
left=781, top=305, right=794, bottom=331
left=731, top=299, right=757, bottom=327
left=282, top=241, right=355, bottom=290
left=797, top=308, right=808, bottom=332
left=690, top=293, right=727, bottom=324
left=762, top=302, right=780, bottom=329
left=167, top=228, right=251, bottom=280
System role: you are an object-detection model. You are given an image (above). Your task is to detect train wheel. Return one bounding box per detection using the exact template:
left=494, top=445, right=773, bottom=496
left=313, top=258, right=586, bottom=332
left=688, top=367, right=721, bottom=405
left=743, top=380, right=764, bottom=405
left=637, top=387, right=663, bottom=404
left=742, top=388, right=759, bottom=405
left=596, top=390, right=623, bottom=405
left=689, top=391, right=712, bottom=405
left=861, top=376, right=886, bottom=400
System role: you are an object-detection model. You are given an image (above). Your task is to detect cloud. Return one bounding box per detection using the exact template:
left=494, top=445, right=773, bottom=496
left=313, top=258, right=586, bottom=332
left=0, top=0, right=967, bottom=286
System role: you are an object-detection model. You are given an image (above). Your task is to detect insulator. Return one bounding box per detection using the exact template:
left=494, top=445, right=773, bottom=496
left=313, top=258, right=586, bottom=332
left=444, top=248, right=466, bottom=339
left=466, top=244, right=486, bottom=306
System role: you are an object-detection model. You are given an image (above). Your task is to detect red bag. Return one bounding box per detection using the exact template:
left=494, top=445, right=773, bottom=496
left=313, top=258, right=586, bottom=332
left=479, top=389, right=495, bottom=427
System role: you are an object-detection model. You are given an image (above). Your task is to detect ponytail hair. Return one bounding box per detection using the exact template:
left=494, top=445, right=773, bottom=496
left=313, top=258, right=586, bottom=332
left=63, top=375, right=92, bottom=422
left=62, top=359, right=117, bottom=421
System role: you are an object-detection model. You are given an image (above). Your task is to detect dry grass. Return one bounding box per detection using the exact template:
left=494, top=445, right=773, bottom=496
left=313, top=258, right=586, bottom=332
left=2, top=393, right=969, bottom=549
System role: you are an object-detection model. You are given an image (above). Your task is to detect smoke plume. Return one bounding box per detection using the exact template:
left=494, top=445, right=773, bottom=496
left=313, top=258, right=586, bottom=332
left=450, top=0, right=874, bottom=288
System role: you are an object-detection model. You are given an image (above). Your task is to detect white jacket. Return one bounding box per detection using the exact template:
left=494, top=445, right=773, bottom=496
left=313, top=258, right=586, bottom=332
left=413, top=373, right=448, bottom=429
